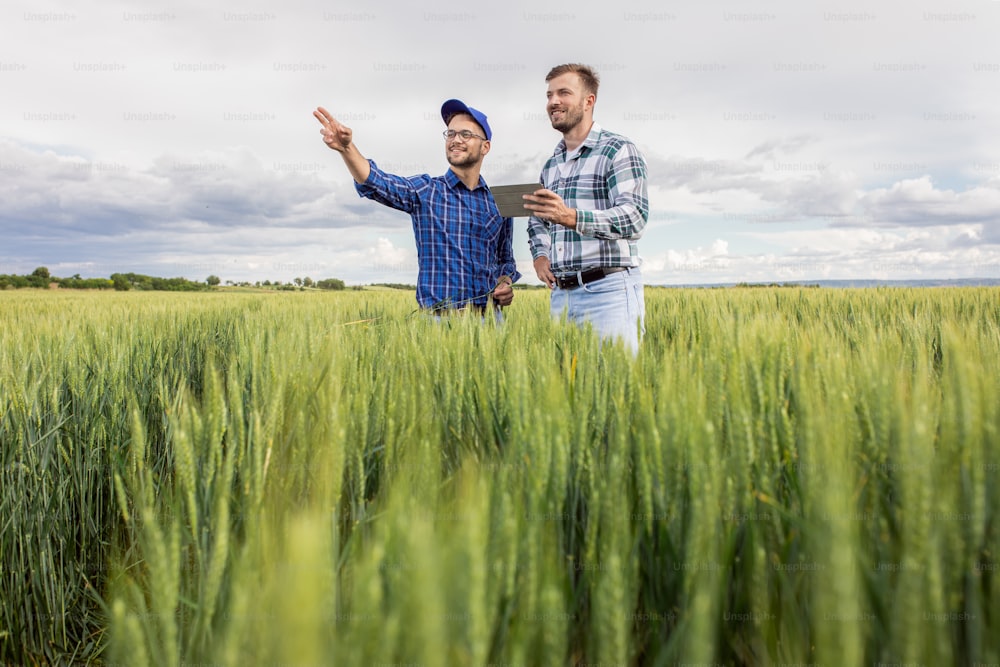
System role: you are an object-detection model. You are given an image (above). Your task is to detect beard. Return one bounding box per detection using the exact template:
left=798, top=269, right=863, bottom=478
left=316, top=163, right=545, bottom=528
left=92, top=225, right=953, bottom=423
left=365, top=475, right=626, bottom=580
left=549, top=101, right=585, bottom=132
left=446, top=146, right=481, bottom=168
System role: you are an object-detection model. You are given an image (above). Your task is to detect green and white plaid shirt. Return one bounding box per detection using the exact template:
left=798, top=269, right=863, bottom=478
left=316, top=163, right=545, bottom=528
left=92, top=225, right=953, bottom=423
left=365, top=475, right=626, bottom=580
left=527, top=122, right=648, bottom=274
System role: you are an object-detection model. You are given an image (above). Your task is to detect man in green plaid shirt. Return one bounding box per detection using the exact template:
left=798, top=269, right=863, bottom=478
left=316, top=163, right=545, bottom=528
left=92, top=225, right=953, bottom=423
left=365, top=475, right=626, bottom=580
left=525, top=63, right=649, bottom=354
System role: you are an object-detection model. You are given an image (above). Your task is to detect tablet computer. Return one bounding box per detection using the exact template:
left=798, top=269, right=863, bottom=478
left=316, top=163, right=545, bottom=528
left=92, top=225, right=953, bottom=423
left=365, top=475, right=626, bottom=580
left=490, top=183, right=543, bottom=218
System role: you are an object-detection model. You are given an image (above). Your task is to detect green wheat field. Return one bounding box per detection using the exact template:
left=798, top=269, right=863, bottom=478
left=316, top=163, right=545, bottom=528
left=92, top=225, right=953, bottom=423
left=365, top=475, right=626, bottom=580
left=1, top=287, right=998, bottom=666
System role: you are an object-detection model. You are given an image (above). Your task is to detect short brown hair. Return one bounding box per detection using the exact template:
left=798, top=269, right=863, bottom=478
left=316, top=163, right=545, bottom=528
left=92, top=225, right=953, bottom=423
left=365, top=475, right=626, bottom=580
left=545, top=63, right=600, bottom=97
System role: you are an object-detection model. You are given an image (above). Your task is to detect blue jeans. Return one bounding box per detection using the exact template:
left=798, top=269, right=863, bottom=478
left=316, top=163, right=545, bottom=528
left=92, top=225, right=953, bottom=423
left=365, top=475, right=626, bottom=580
left=550, top=268, right=645, bottom=354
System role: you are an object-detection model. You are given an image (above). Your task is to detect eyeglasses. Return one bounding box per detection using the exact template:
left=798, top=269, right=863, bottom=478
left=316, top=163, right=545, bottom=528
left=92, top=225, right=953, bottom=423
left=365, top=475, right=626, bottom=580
left=442, top=129, right=487, bottom=142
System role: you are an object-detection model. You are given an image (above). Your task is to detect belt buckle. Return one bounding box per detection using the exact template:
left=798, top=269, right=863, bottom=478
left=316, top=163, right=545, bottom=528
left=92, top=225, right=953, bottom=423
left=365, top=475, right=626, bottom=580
left=556, top=273, right=579, bottom=290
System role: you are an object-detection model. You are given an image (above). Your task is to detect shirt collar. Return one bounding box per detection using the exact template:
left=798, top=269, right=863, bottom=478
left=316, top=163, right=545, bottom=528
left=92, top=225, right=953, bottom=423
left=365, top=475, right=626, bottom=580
left=445, top=168, right=486, bottom=191
left=554, top=122, right=603, bottom=157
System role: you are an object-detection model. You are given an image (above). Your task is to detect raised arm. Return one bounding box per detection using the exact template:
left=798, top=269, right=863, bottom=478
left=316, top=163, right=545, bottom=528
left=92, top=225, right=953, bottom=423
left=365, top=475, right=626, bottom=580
left=314, top=106, right=371, bottom=184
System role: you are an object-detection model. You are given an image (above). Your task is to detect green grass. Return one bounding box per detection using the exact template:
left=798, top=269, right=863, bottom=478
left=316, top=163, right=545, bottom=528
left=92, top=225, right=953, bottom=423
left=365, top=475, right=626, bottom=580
left=1, top=287, right=998, bottom=665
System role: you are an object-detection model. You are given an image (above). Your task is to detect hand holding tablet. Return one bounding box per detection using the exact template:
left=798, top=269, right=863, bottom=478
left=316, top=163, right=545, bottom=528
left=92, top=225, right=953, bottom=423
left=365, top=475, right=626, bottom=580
left=490, top=183, right=543, bottom=217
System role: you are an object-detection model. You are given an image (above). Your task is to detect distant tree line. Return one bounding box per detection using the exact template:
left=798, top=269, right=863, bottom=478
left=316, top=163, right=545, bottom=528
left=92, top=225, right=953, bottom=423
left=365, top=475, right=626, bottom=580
left=245, top=277, right=348, bottom=291
left=0, top=267, right=353, bottom=292
left=0, top=267, right=114, bottom=290
left=109, top=273, right=209, bottom=291
left=733, top=282, right=821, bottom=289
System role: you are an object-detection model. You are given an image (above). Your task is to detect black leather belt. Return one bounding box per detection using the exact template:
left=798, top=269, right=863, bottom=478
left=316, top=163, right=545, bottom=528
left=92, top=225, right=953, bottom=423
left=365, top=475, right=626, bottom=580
left=553, top=266, right=628, bottom=290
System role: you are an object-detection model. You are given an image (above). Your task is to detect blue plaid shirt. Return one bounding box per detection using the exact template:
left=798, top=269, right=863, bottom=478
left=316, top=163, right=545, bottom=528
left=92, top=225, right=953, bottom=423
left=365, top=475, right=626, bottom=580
left=356, top=160, right=521, bottom=309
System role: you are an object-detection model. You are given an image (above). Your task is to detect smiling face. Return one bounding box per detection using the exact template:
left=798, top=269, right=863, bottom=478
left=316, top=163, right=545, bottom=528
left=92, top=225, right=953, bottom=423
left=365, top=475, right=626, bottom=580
left=444, top=113, right=489, bottom=168
left=546, top=72, right=594, bottom=133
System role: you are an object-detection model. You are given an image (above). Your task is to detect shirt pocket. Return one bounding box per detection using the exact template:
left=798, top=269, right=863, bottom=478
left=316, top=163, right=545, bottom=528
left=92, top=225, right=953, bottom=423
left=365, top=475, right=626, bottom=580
left=478, top=209, right=505, bottom=246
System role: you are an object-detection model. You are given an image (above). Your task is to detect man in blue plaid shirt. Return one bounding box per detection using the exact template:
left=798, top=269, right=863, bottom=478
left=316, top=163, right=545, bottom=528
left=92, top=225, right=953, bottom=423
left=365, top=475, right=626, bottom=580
left=524, top=64, right=648, bottom=353
left=313, top=99, right=520, bottom=313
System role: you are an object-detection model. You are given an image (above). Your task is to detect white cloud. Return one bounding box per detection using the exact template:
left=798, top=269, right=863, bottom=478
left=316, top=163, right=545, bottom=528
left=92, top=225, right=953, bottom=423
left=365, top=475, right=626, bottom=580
left=642, top=239, right=732, bottom=279
left=857, top=176, right=1000, bottom=226
left=366, top=237, right=417, bottom=276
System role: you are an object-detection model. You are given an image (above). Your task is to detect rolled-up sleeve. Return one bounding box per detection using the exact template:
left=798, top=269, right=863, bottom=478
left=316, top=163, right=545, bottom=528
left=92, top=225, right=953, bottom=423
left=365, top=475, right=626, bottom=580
left=355, top=160, right=425, bottom=214
left=527, top=214, right=552, bottom=261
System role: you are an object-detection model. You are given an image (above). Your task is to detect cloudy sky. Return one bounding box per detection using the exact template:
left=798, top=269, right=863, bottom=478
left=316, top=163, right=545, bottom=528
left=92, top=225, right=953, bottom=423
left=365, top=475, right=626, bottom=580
left=2, top=0, right=999, bottom=286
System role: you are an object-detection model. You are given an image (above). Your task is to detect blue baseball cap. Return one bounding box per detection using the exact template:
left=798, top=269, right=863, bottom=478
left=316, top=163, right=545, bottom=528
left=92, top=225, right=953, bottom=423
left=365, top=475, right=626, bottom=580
left=441, top=99, right=492, bottom=141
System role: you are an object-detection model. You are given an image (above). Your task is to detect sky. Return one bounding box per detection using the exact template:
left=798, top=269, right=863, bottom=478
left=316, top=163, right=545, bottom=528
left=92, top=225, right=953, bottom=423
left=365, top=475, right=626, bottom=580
left=2, top=0, right=999, bottom=286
